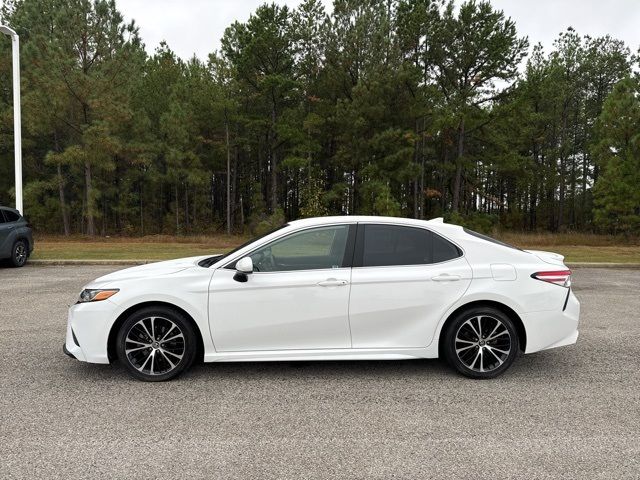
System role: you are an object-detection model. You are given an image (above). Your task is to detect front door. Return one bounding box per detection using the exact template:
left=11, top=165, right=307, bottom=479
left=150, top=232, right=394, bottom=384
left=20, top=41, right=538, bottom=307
left=209, top=224, right=355, bottom=352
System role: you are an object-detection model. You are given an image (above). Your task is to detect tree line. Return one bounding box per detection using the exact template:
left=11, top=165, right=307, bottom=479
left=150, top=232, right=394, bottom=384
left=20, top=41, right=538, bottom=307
left=0, top=0, right=638, bottom=236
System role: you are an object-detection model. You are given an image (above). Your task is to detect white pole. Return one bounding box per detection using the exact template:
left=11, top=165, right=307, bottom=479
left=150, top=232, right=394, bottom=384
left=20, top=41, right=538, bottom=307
left=11, top=33, right=22, bottom=215
left=0, top=25, right=22, bottom=215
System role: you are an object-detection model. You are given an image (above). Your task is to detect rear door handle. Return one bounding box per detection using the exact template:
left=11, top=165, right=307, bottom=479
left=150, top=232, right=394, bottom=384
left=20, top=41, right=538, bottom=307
left=432, top=274, right=461, bottom=282
left=317, top=279, right=349, bottom=287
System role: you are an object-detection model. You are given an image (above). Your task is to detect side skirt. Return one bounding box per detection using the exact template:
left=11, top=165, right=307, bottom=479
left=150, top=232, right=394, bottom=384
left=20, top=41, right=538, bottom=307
left=203, top=347, right=438, bottom=363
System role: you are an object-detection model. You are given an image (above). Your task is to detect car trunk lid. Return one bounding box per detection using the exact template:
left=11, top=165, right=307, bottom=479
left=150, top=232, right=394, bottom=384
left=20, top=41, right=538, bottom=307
left=524, top=249, right=566, bottom=266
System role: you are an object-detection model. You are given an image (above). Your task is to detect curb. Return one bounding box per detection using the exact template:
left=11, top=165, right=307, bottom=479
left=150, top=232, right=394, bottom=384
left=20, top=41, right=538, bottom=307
left=567, top=263, right=640, bottom=269
left=26, top=259, right=640, bottom=269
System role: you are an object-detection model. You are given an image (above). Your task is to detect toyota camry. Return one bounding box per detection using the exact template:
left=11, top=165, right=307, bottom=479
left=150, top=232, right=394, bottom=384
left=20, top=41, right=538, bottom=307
left=64, top=216, right=580, bottom=381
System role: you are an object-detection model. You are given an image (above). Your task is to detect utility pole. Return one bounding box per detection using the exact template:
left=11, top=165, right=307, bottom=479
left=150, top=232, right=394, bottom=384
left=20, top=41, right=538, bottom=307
left=0, top=25, right=22, bottom=214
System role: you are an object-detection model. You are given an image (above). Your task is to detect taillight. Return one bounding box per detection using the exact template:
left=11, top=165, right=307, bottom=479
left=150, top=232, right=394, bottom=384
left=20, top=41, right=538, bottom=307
left=531, top=270, right=572, bottom=288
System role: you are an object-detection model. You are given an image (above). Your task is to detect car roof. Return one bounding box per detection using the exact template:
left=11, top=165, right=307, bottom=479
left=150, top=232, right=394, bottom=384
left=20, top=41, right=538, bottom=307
left=288, top=215, right=444, bottom=227
left=0, top=206, right=20, bottom=214
left=287, top=215, right=463, bottom=239
left=213, top=216, right=466, bottom=269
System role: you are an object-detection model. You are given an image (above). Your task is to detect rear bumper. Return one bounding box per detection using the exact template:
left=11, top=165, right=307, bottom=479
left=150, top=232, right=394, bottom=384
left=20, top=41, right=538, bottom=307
left=521, top=289, right=580, bottom=353
left=26, top=230, right=34, bottom=254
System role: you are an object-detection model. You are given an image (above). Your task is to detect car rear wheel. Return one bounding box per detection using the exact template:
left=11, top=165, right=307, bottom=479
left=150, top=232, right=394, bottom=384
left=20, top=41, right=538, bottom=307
left=10, top=240, right=28, bottom=267
left=116, top=306, right=197, bottom=381
left=443, top=306, right=519, bottom=379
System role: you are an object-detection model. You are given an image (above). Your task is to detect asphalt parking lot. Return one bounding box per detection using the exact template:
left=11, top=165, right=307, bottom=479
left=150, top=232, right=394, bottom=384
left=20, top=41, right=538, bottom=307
left=0, top=265, right=639, bottom=479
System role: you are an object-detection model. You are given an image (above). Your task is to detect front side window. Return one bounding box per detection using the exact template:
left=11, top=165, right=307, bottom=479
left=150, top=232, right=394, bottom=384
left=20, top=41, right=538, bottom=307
left=0, top=211, right=6, bottom=224
left=247, top=225, right=351, bottom=272
left=358, top=224, right=461, bottom=267
left=213, top=224, right=288, bottom=267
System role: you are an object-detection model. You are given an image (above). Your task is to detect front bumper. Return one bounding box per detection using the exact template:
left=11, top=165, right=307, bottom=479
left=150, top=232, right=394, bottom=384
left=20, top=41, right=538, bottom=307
left=64, top=300, right=118, bottom=364
left=63, top=343, right=76, bottom=359
left=521, top=289, right=580, bottom=353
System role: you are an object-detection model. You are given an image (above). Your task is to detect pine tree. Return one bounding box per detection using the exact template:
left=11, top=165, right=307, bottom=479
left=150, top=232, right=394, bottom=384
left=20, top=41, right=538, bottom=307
left=592, top=77, right=640, bottom=234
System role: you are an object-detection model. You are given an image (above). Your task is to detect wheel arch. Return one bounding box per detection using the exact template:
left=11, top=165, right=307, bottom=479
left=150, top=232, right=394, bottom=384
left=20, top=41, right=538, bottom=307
left=107, top=301, right=205, bottom=363
left=437, top=300, right=527, bottom=356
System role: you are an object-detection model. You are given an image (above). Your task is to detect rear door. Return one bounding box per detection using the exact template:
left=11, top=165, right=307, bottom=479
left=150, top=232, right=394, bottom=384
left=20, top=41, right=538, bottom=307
left=348, top=223, right=472, bottom=348
left=0, top=210, right=12, bottom=257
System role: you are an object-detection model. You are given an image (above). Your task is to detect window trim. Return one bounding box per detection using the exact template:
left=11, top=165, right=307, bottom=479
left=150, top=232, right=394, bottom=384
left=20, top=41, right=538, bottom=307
left=352, top=223, right=464, bottom=269
left=223, top=223, right=357, bottom=273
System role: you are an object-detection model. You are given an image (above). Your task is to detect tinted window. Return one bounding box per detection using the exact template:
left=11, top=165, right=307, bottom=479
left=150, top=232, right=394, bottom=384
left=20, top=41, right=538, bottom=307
left=433, top=233, right=462, bottom=262
left=248, top=225, right=351, bottom=272
left=360, top=224, right=461, bottom=267
left=3, top=210, right=20, bottom=222
left=361, top=225, right=431, bottom=266
left=0, top=211, right=5, bottom=223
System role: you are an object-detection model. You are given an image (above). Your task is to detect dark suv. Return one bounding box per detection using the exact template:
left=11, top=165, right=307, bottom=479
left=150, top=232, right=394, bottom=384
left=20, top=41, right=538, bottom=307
left=0, top=206, right=33, bottom=267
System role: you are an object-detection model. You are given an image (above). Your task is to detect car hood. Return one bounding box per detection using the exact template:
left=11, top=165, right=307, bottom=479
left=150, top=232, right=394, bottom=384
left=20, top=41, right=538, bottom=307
left=88, top=255, right=215, bottom=287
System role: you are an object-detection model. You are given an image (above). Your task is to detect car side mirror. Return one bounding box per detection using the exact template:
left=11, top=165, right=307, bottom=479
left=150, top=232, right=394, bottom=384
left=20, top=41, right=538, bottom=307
left=234, top=256, right=253, bottom=282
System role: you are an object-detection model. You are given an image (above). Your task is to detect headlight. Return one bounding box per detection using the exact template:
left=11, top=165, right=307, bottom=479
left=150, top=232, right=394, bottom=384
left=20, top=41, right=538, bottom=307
left=77, top=289, right=119, bottom=303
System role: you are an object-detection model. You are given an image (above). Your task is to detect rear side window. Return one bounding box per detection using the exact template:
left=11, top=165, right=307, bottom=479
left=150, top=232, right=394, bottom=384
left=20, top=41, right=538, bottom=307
left=3, top=210, right=20, bottom=222
left=433, top=233, right=462, bottom=262
left=357, top=224, right=461, bottom=267
left=0, top=211, right=6, bottom=223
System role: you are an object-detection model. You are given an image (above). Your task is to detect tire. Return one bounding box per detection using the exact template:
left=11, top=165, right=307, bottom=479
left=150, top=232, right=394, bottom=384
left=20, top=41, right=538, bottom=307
left=116, top=306, right=198, bottom=382
left=442, top=306, right=519, bottom=379
left=10, top=240, right=28, bottom=267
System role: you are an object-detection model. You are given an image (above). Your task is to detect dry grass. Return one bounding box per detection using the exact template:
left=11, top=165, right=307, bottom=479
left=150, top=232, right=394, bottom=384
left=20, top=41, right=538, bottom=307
left=32, top=234, right=247, bottom=261
left=497, top=231, right=640, bottom=248
left=31, top=232, right=640, bottom=263
left=537, top=246, right=640, bottom=263
left=496, top=232, right=640, bottom=263
left=35, top=233, right=247, bottom=246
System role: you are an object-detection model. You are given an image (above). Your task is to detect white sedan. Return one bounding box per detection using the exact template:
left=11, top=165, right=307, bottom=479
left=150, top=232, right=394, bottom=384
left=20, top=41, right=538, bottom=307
left=64, top=216, right=580, bottom=381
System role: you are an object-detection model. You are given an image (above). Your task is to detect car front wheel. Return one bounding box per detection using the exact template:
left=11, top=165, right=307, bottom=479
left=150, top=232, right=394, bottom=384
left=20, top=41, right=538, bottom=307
left=116, top=306, right=197, bottom=381
left=443, top=307, right=519, bottom=379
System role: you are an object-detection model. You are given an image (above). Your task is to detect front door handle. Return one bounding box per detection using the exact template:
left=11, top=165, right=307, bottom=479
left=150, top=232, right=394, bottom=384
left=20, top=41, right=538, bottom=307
left=432, top=274, right=461, bottom=282
left=317, top=278, right=349, bottom=287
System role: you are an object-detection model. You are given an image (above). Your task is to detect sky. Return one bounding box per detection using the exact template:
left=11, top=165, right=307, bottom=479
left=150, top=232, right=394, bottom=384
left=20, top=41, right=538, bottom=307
left=118, top=0, right=640, bottom=60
